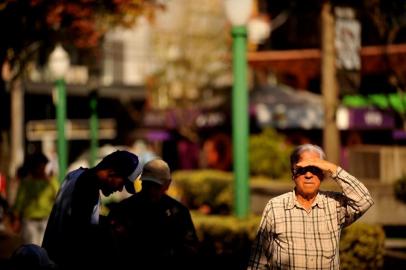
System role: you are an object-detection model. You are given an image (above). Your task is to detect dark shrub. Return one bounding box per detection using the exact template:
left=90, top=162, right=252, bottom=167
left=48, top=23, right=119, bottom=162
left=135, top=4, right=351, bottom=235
left=192, top=212, right=261, bottom=270
left=249, top=128, right=292, bottom=179
left=171, top=170, right=233, bottom=214
left=340, top=223, right=385, bottom=270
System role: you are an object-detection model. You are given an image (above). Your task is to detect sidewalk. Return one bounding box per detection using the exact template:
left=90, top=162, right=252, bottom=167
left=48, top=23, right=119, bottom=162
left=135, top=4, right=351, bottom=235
left=384, top=238, right=406, bottom=270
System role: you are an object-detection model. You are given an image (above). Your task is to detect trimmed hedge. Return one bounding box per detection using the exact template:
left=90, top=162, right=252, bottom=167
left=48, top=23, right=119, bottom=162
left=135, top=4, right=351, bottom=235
left=191, top=212, right=261, bottom=270
left=171, top=170, right=233, bottom=214
left=340, top=223, right=386, bottom=270
left=249, top=128, right=292, bottom=179
left=192, top=214, right=385, bottom=270
left=170, top=169, right=292, bottom=215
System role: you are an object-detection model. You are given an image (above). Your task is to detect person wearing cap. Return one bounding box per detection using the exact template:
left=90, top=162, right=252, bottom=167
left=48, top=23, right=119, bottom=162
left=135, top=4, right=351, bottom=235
left=247, top=144, right=374, bottom=270
left=41, top=150, right=142, bottom=270
left=108, top=158, right=199, bottom=269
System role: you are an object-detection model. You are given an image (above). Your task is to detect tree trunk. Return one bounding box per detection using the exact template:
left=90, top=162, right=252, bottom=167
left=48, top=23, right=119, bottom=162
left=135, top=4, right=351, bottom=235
left=321, top=0, right=340, bottom=163
left=9, top=78, right=24, bottom=178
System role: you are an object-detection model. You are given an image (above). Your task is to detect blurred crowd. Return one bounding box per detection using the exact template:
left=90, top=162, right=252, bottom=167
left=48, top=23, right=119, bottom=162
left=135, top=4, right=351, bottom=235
left=0, top=151, right=59, bottom=268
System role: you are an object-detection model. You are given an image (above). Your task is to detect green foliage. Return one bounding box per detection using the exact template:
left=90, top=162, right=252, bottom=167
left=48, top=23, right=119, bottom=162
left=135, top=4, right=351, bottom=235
left=394, top=175, right=406, bottom=204
left=171, top=170, right=233, bottom=214
left=191, top=212, right=261, bottom=269
left=249, top=128, right=292, bottom=179
left=339, top=223, right=386, bottom=270
left=192, top=212, right=261, bottom=244
left=171, top=169, right=292, bottom=214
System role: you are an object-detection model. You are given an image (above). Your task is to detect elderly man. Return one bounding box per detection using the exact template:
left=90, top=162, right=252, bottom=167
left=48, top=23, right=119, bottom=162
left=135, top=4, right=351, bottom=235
left=247, top=144, right=374, bottom=270
left=108, top=158, right=199, bottom=269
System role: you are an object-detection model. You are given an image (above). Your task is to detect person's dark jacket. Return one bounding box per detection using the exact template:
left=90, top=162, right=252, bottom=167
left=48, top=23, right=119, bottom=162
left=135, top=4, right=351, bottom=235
left=108, top=192, right=199, bottom=269
left=42, top=168, right=115, bottom=270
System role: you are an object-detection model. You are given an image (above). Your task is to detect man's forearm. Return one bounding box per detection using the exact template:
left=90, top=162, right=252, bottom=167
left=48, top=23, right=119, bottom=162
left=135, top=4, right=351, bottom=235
left=334, top=167, right=374, bottom=220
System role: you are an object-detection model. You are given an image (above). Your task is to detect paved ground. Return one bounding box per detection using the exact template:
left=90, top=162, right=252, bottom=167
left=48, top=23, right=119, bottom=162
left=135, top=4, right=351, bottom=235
left=384, top=238, right=406, bottom=270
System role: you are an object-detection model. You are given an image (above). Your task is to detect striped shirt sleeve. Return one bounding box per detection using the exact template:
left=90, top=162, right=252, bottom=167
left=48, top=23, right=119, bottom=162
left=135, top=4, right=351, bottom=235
left=332, top=167, right=374, bottom=227
left=247, top=201, right=274, bottom=270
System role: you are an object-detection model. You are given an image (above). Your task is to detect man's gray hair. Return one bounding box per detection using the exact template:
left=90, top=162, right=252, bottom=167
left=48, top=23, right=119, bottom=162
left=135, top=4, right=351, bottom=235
left=290, top=144, right=326, bottom=172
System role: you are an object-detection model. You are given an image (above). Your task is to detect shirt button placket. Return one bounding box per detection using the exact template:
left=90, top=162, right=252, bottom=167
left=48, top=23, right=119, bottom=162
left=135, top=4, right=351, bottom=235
left=306, top=213, right=316, bottom=269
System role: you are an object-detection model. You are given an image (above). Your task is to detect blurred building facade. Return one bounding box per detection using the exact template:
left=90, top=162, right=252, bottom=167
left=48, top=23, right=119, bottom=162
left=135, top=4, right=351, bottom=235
left=248, top=0, right=406, bottom=183
left=17, top=0, right=232, bottom=174
left=6, top=0, right=406, bottom=179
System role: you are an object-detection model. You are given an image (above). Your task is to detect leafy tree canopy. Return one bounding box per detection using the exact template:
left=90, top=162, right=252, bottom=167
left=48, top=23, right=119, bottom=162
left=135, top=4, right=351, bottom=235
left=0, top=0, right=164, bottom=81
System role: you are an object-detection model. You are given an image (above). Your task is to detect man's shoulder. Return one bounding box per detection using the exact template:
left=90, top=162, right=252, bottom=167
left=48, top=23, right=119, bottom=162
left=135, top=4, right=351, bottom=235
left=160, top=195, right=194, bottom=218
left=61, top=168, right=86, bottom=187
left=115, top=194, right=140, bottom=208
left=265, top=191, right=293, bottom=209
left=162, top=194, right=188, bottom=209
left=318, top=190, right=343, bottom=201
left=55, top=169, right=85, bottom=201
left=270, top=191, right=293, bottom=202
left=67, top=167, right=86, bottom=178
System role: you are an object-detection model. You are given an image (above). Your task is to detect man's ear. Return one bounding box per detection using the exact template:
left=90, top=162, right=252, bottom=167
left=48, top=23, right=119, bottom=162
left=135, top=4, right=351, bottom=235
left=162, top=180, right=171, bottom=192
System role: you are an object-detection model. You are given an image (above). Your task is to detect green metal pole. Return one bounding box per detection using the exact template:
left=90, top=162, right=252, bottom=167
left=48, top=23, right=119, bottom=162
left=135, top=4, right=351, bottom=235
left=56, top=79, right=67, bottom=183
left=89, top=91, right=98, bottom=167
left=231, top=26, right=250, bottom=219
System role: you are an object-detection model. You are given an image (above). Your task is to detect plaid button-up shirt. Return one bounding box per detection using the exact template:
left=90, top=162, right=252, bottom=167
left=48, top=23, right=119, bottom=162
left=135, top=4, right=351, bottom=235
left=247, top=167, right=374, bottom=270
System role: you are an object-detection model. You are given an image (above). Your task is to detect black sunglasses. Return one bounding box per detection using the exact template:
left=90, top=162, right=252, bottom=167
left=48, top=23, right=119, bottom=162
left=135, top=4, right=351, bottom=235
left=294, top=166, right=323, bottom=176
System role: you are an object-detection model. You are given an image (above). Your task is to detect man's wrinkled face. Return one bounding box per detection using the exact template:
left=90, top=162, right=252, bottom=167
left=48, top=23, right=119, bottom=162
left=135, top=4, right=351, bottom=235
left=98, top=169, right=126, bottom=197
left=293, top=151, right=322, bottom=199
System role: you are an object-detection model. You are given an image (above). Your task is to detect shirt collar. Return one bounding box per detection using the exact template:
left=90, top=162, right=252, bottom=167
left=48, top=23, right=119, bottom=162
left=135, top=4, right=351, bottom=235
left=285, top=190, right=325, bottom=210
left=285, top=190, right=296, bottom=210
left=313, top=193, right=325, bottom=208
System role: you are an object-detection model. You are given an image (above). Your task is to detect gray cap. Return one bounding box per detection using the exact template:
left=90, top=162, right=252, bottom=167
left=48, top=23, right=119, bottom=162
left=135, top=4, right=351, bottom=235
left=140, top=159, right=171, bottom=186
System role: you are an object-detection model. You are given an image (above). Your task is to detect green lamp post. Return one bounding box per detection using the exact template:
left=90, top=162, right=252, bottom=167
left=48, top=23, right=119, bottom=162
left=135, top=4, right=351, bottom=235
left=48, top=44, right=70, bottom=183
left=224, top=0, right=252, bottom=219
left=89, top=91, right=99, bottom=167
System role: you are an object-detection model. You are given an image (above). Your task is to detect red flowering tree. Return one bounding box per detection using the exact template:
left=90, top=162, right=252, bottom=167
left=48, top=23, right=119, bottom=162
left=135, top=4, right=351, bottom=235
left=0, top=0, right=164, bottom=82
left=0, top=0, right=164, bottom=176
